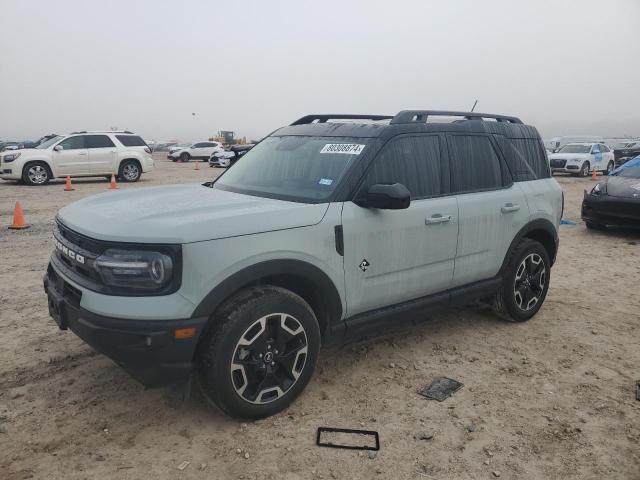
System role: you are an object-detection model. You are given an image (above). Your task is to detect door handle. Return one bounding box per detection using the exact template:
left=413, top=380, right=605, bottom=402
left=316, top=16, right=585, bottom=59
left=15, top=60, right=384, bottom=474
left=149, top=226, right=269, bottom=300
left=425, top=214, right=452, bottom=225
left=78, top=152, right=87, bottom=156
left=501, top=203, right=520, bottom=213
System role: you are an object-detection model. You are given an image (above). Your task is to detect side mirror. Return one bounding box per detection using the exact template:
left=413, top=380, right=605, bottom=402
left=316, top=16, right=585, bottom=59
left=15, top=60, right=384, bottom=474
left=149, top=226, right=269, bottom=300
left=191, top=146, right=196, bottom=149
left=53, top=145, right=63, bottom=151
left=355, top=183, right=411, bottom=210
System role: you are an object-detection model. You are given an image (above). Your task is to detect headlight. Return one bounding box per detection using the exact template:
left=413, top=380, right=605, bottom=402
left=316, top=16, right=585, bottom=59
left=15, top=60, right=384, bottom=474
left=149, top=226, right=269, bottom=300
left=3, top=153, right=21, bottom=162
left=591, top=183, right=606, bottom=196
left=94, top=248, right=176, bottom=292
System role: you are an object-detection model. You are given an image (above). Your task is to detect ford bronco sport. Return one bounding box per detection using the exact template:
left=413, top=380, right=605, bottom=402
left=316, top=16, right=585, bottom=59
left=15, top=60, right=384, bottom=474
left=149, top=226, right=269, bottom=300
left=44, top=111, right=562, bottom=419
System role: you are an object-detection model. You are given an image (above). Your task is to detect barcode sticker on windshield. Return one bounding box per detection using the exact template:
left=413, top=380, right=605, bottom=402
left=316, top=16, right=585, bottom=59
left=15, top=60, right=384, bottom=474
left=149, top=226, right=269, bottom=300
left=320, top=144, right=366, bottom=155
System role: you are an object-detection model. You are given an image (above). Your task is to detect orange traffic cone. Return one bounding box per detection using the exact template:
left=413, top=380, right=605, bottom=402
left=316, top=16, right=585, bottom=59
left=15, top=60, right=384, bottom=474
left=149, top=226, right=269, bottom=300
left=195, top=161, right=200, bottom=171
left=591, top=168, right=598, bottom=181
left=8, top=201, right=29, bottom=230
left=109, top=174, right=119, bottom=190
left=64, top=176, right=74, bottom=191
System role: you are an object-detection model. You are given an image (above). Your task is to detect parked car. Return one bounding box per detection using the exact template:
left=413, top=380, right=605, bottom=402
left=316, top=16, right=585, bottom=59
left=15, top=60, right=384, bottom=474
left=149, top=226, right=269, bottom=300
left=545, top=136, right=604, bottom=153
left=45, top=110, right=561, bottom=419
left=0, top=141, right=23, bottom=152
left=0, top=131, right=153, bottom=186
left=22, top=134, right=59, bottom=149
left=168, top=141, right=223, bottom=162
left=209, top=144, right=255, bottom=168
left=167, top=143, right=189, bottom=154
left=613, top=140, right=640, bottom=168
left=582, top=156, right=640, bottom=229
left=548, top=142, right=614, bottom=176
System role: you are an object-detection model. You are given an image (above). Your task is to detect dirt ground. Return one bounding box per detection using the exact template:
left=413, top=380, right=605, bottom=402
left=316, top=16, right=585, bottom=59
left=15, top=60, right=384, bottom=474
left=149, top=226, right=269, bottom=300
left=1, top=155, right=639, bottom=480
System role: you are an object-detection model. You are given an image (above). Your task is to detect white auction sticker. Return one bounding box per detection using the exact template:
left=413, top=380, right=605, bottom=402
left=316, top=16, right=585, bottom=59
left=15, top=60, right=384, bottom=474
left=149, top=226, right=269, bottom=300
left=320, top=143, right=366, bottom=155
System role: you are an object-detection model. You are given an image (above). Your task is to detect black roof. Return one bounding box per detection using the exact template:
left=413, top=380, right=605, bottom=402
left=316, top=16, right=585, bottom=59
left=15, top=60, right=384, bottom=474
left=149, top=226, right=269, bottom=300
left=275, top=111, right=540, bottom=140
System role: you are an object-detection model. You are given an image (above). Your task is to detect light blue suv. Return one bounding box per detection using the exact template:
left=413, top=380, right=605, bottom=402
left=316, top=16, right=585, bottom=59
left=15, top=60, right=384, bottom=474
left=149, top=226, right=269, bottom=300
left=45, top=111, right=562, bottom=418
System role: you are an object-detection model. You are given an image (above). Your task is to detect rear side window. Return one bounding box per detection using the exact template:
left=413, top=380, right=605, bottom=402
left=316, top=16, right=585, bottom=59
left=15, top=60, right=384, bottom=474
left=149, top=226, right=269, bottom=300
left=116, top=135, right=146, bottom=147
left=362, top=135, right=442, bottom=199
left=58, top=136, right=86, bottom=150
left=495, top=137, right=550, bottom=181
left=194, top=142, right=207, bottom=148
left=86, top=135, right=115, bottom=148
left=448, top=135, right=502, bottom=192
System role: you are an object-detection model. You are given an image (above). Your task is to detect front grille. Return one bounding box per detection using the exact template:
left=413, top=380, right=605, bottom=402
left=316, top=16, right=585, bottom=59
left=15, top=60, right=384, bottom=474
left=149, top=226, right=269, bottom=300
left=53, top=221, right=104, bottom=286
left=550, top=159, right=566, bottom=168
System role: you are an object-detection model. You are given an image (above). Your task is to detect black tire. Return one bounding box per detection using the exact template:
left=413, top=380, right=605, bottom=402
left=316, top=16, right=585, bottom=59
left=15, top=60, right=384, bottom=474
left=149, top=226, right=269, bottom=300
left=180, top=152, right=190, bottom=162
left=606, top=161, right=614, bottom=175
left=579, top=161, right=590, bottom=177
left=586, top=220, right=606, bottom=230
left=22, top=161, right=52, bottom=186
left=493, top=238, right=550, bottom=322
left=198, top=286, right=320, bottom=419
left=118, top=160, right=141, bottom=182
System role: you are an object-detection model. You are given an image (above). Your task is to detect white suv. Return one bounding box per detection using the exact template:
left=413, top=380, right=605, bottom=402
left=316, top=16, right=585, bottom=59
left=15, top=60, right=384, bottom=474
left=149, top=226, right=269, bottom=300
left=548, top=142, right=615, bottom=177
left=0, top=131, right=154, bottom=186
left=167, top=141, right=224, bottom=162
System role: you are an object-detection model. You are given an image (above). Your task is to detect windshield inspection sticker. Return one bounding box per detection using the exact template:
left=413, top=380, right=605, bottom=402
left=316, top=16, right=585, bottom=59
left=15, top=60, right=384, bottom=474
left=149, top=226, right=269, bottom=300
left=319, top=178, right=334, bottom=186
left=320, top=143, right=366, bottom=155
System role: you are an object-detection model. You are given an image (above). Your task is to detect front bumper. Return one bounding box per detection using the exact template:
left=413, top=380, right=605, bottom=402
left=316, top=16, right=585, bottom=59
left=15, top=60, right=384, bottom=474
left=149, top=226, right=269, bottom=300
left=581, top=192, right=640, bottom=227
left=551, top=164, right=582, bottom=174
left=44, top=263, right=208, bottom=387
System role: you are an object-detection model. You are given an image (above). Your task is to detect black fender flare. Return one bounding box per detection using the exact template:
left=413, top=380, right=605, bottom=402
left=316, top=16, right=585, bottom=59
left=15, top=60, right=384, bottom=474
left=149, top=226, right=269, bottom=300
left=191, top=259, right=343, bottom=328
left=499, top=218, right=559, bottom=274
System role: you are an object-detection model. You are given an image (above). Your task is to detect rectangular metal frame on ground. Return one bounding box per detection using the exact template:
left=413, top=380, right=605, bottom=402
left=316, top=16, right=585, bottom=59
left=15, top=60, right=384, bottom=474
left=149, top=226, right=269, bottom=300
left=316, top=427, right=380, bottom=451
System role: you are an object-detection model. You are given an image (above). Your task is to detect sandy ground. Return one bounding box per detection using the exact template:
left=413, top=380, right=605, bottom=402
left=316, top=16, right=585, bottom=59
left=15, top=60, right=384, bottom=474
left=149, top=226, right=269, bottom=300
left=1, top=156, right=639, bottom=480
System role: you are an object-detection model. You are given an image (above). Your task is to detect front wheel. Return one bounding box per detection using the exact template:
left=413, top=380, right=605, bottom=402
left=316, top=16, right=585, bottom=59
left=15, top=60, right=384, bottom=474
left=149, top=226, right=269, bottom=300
left=180, top=152, right=190, bottom=162
left=119, top=160, right=141, bottom=182
left=198, top=286, right=320, bottom=419
left=493, top=238, right=550, bottom=322
left=22, top=162, right=52, bottom=186
left=579, top=161, right=590, bottom=177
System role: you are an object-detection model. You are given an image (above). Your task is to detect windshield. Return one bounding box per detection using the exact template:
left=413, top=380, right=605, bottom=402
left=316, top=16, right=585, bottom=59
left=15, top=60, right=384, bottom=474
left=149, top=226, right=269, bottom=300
left=616, top=166, right=640, bottom=178
left=615, top=142, right=638, bottom=149
left=557, top=144, right=591, bottom=154
left=37, top=135, right=63, bottom=149
left=213, top=136, right=370, bottom=202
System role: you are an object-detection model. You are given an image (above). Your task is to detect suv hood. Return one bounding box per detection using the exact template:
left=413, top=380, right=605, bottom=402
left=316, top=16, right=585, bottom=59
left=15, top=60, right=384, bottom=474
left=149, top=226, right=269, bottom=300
left=549, top=153, right=589, bottom=161
left=57, top=184, right=330, bottom=243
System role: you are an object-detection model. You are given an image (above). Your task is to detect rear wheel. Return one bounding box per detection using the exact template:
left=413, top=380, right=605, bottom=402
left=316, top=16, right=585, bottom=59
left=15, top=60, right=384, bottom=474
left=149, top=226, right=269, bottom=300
left=493, top=239, right=550, bottom=322
left=579, top=161, right=590, bottom=177
left=198, top=286, right=320, bottom=419
left=606, top=161, right=614, bottom=175
left=22, top=162, right=52, bottom=186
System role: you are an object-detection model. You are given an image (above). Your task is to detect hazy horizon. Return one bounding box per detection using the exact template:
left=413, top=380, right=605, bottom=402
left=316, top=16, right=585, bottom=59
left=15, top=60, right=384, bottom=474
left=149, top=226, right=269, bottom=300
left=1, top=0, right=639, bottom=143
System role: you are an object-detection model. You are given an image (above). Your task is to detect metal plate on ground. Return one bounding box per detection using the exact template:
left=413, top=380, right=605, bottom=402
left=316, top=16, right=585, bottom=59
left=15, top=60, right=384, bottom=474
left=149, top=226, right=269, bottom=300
left=418, top=377, right=464, bottom=402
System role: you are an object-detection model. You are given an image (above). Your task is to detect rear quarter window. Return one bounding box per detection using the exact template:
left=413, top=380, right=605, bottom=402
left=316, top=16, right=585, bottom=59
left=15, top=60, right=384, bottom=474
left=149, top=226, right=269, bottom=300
left=116, top=135, right=147, bottom=147
left=495, top=136, right=550, bottom=181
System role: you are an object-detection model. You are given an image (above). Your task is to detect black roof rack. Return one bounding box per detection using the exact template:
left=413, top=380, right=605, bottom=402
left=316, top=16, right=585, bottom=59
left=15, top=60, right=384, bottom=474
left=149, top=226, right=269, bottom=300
left=391, top=110, right=523, bottom=125
left=290, top=114, right=393, bottom=125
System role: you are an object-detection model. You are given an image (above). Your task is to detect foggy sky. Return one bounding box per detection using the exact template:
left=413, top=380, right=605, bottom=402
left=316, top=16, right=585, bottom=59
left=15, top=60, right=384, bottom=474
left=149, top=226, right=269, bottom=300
left=1, top=0, right=639, bottom=142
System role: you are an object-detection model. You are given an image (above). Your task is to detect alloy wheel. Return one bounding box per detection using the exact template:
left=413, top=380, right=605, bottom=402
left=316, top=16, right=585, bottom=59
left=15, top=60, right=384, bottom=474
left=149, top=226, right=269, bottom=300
left=123, top=163, right=139, bottom=181
left=513, top=253, right=546, bottom=311
left=27, top=165, right=48, bottom=184
left=230, top=313, right=308, bottom=405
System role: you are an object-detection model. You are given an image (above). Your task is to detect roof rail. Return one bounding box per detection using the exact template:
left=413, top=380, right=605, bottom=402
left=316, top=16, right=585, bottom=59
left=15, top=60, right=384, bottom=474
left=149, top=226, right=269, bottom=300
left=290, top=114, right=393, bottom=125
left=391, top=110, right=523, bottom=125
left=69, top=130, right=135, bottom=134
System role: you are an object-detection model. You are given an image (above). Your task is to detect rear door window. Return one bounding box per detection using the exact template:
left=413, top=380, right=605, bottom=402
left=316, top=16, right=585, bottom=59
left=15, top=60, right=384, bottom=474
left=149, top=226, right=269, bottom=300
left=448, top=135, right=503, bottom=193
left=361, top=135, right=443, bottom=199
left=86, top=135, right=115, bottom=148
